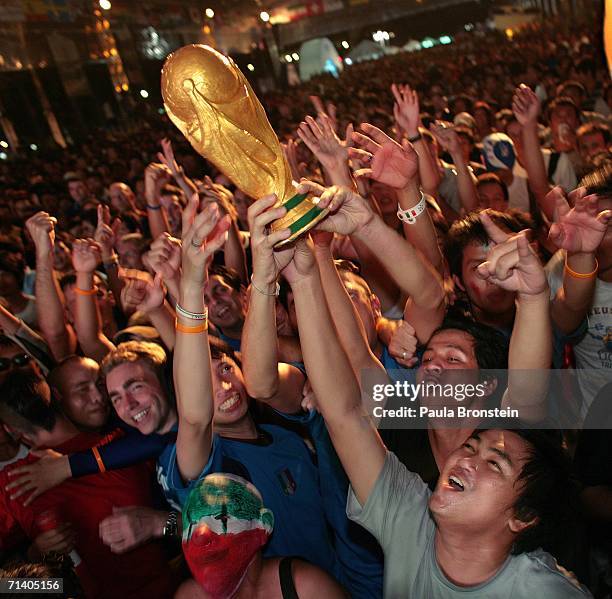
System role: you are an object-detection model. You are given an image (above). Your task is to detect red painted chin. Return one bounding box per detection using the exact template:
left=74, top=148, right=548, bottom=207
left=183, top=528, right=268, bottom=599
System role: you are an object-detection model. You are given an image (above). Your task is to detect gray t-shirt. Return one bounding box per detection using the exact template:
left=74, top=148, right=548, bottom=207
left=347, top=451, right=591, bottom=598
left=546, top=250, right=612, bottom=415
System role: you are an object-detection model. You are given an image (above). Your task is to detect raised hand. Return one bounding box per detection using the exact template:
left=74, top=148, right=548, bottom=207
left=512, top=84, right=540, bottom=128
left=248, top=195, right=292, bottom=287
left=26, top=212, right=57, bottom=256
left=430, top=123, right=462, bottom=157
left=547, top=186, right=611, bottom=254
left=281, top=138, right=308, bottom=182
left=157, top=138, right=181, bottom=177
left=147, top=232, right=181, bottom=298
left=391, top=83, right=421, bottom=138
left=477, top=212, right=547, bottom=296
left=309, top=95, right=338, bottom=132
left=280, top=236, right=317, bottom=286
left=120, top=270, right=165, bottom=314
left=95, top=204, right=115, bottom=260
left=297, top=114, right=352, bottom=173
left=201, top=176, right=239, bottom=222
left=180, top=193, right=231, bottom=285
left=350, top=123, right=418, bottom=189
left=388, top=320, right=419, bottom=367
left=297, top=180, right=375, bottom=236
left=72, top=238, right=102, bottom=274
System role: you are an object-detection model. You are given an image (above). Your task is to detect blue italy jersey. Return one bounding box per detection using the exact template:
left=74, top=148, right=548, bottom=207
left=280, top=408, right=384, bottom=599
left=156, top=423, right=340, bottom=580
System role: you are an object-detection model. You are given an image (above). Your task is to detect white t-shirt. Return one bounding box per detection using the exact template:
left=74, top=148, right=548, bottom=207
left=542, top=149, right=578, bottom=193
left=508, top=164, right=531, bottom=212
left=546, top=250, right=612, bottom=415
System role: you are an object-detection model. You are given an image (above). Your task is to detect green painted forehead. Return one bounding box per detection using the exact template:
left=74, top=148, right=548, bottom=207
left=184, top=473, right=262, bottom=525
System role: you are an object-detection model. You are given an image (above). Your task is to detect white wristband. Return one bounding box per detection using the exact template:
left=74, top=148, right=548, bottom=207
left=397, top=191, right=426, bottom=225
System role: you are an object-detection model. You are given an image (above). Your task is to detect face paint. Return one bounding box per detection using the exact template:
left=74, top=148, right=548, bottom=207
left=182, top=473, right=274, bottom=599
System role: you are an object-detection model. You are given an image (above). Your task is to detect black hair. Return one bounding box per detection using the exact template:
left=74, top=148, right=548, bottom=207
left=444, top=210, right=526, bottom=279
left=547, top=96, right=580, bottom=123
left=575, top=57, right=596, bottom=78
left=0, top=370, right=58, bottom=433
left=0, top=251, right=26, bottom=288
left=208, top=264, right=244, bottom=293
left=473, top=424, right=574, bottom=556
left=431, top=314, right=509, bottom=370
left=577, top=121, right=611, bottom=145
left=581, top=162, right=612, bottom=196
left=209, top=335, right=242, bottom=368
left=476, top=173, right=509, bottom=204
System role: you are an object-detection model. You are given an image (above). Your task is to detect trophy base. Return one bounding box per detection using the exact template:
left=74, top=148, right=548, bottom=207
left=269, top=192, right=329, bottom=248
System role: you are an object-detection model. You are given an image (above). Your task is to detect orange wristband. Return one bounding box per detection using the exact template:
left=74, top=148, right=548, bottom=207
left=564, top=256, right=598, bottom=279
left=175, top=319, right=208, bottom=334
left=74, top=286, right=98, bottom=296
left=91, top=446, right=106, bottom=473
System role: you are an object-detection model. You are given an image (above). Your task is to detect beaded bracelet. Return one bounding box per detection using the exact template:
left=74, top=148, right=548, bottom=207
left=175, top=303, right=209, bottom=321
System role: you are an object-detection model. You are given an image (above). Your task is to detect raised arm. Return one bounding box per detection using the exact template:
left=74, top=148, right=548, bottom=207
left=144, top=163, right=172, bottom=240
left=513, top=85, right=553, bottom=218
left=94, top=204, right=123, bottom=311
left=284, top=237, right=386, bottom=507
left=392, top=84, right=441, bottom=196
left=547, top=188, right=611, bottom=334
left=350, top=122, right=445, bottom=277
left=477, top=213, right=550, bottom=423
left=174, top=195, right=230, bottom=481
left=120, top=271, right=176, bottom=350
left=26, top=212, right=76, bottom=361
left=430, top=124, right=479, bottom=216
left=241, top=196, right=305, bottom=412
left=158, top=138, right=198, bottom=199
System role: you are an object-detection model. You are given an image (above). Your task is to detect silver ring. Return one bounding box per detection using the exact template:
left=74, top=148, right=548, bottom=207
left=191, top=238, right=202, bottom=248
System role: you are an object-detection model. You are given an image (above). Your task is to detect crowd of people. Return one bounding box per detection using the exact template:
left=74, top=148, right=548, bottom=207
left=0, top=15, right=610, bottom=599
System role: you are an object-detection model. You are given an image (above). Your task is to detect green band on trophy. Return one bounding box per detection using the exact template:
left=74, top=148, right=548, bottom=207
left=288, top=205, right=324, bottom=235
left=283, top=192, right=308, bottom=212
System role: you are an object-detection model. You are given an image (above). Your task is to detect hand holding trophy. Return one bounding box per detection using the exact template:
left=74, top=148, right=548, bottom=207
left=161, top=44, right=327, bottom=246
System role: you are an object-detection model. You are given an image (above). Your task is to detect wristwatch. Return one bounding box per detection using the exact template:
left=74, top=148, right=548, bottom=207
left=162, top=511, right=179, bottom=538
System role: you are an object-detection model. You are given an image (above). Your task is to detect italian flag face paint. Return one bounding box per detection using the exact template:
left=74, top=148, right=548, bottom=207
left=182, top=473, right=274, bottom=599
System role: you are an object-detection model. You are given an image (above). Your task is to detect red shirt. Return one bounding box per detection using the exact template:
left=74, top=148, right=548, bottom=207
left=0, top=432, right=175, bottom=599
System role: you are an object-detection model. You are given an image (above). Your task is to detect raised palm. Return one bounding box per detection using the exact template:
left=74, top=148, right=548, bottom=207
left=351, top=123, right=418, bottom=190
left=548, top=188, right=611, bottom=254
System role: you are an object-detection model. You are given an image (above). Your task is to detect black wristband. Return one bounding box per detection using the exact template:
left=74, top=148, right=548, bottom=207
left=408, top=132, right=422, bottom=143
left=162, top=511, right=179, bottom=537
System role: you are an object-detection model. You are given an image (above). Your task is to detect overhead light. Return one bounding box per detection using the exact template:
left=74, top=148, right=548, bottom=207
left=30, top=144, right=38, bottom=151
left=0, top=152, right=6, bottom=160
left=284, top=54, right=293, bottom=63
left=260, top=11, right=270, bottom=22
left=140, top=89, right=149, bottom=98
left=0, top=141, right=7, bottom=148
left=99, top=0, right=111, bottom=10
left=247, top=63, right=255, bottom=72
left=291, top=53, right=299, bottom=61
left=439, top=35, right=452, bottom=44
left=345, top=57, right=353, bottom=65
left=341, top=40, right=349, bottom=49
left=205, top=8, right=214, bottom=18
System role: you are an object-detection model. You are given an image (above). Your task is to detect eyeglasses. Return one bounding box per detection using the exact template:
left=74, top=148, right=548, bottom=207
left=0, top=354, right=32, bottom=372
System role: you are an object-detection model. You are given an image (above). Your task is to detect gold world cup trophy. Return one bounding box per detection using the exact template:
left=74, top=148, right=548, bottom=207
left=161, top=44, right=327, bottom=247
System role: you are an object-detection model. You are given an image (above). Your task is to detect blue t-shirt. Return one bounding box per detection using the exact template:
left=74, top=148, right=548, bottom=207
left=156, top=423, right=340, bottom=579
left=280, top=408, right=384, bottom=599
